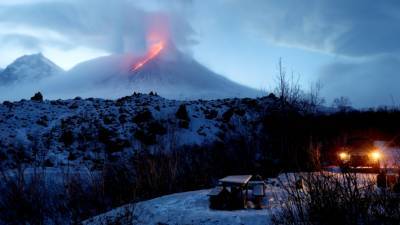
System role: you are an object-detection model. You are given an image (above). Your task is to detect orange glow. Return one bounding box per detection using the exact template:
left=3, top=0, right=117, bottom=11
left=370, top=151, right=381, bottom=161
left=339, top=152, right=349, bottom=161
left=132, top=41, right=164, bottom=71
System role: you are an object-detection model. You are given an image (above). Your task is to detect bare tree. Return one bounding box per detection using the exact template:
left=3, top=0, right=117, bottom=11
left=332, top=96, right=352, bottom=112
left=304, top=80, right=325, bottom=113
left=274, top=58, right=302, bottom=110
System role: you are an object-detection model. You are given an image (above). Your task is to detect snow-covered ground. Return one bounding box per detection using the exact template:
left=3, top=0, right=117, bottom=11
left=83, top=189, right=280, bottom=225
left=0, top=94, right=273, bottom=170
left=82, top=171, right=381, bottom=225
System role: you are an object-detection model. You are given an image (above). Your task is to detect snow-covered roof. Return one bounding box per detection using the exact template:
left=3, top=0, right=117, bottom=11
left=219, top=175, right=252, bottom=185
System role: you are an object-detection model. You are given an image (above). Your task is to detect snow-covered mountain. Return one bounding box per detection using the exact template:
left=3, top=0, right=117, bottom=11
left=0, top=45, right=262, bottom=100
left=126, top=44, right=262, bottom=99
left=0, top=53, right=63, bottom=85
left=62, top=43, right=263, bottom=100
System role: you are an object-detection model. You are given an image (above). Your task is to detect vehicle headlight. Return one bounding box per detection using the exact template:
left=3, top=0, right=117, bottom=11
left=370, top=151, right=381, bottom=161
left=339, top=152, right=348, bottom=161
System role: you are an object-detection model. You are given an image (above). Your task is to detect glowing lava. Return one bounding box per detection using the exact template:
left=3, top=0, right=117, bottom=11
left=131, top=41, right=164, bottom=71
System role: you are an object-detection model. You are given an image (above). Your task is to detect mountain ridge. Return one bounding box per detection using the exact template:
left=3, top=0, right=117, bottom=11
left=65, top=43, right=262, bottom=99
left=0, top=53, right=63, bottom=85
left=0, top=48, right=263, bottom=100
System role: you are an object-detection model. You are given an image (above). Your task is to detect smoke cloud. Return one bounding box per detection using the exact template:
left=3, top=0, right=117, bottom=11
left=0, top=0, right=196, bottom=55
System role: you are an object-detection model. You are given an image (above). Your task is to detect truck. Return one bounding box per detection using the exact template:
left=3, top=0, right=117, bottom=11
left=338, top=138, right=381, bottom=172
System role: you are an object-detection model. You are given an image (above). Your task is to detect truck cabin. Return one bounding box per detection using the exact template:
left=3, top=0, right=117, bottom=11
left=338, top=138, right=381, bottom=171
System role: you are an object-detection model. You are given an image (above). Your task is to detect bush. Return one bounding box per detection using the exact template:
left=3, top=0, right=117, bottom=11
left=222, top=108, right=234, bottom=122
left=133, top=109, right=153, bottom=124
left=30, top=92, right=43, bottom=102
left=134, top=129, right=156, bottom=145
left=272, top=172, right=400, bottom=225
left=147, top=121, right=167, bottom=135
left=0, top=168, right=56, bottom=224
left=60, top=129, right=74, bottom=146
left=204, top=109, right=218, bottom=119
left=176, top=104, right=190, bottom=121
left=178, top=120, right=189, bottom=129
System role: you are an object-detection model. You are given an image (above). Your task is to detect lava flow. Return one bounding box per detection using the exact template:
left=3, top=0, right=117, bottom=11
left=131, top=41, right=164, bottom=71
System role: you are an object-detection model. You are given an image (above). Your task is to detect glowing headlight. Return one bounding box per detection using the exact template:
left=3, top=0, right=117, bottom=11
left=339, top=152, right=348, bottom=160
left=370, top=151, right=381, bottom=161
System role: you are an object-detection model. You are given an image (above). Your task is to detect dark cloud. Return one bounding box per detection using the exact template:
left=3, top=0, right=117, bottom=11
left=0, top=0, right=196, bottom=54
left=2, top=0, right=398, bottom=57
left=223, top=0, right=400, bottom=57
left=213, top=0, right=400, bottom=107
left=319, top=56, right=400, bottom=107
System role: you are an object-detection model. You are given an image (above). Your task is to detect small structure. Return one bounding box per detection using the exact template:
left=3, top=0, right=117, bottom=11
left=249, top=181, right=266, bottom=209
left=208, top=175, right=268, bottom=210
left=208, top=175, right=252, bottom=210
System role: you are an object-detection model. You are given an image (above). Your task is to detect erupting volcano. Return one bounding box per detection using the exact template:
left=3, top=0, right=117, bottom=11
left=61, top=39, right=262, bottom=100
left=131, top=41, right=165, bottom=71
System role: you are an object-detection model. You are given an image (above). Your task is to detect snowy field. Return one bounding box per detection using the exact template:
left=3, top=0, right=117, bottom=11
left=83, top=189, right=281, bottom=225
left=82, top=171, right=380, bottom=225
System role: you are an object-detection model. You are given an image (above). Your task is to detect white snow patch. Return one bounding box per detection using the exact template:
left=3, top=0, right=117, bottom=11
left=83, top=189, right=280, bottom=225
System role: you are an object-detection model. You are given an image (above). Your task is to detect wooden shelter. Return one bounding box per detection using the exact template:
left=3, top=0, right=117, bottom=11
left=208, top=175, right=252, bottom=210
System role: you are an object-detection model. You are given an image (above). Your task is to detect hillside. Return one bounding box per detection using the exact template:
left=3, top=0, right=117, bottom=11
left=63, top=43, right=262, bottom=100
left=0, top=93, right=274, bottom=169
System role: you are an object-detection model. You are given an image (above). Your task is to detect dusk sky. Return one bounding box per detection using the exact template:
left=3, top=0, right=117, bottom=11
left=0, top=0, right=399, bottom=107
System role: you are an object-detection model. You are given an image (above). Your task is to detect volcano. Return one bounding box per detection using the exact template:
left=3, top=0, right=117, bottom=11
left=0, top=53, right=63, bottom=85
left=67, top=42, right=262, bottom=100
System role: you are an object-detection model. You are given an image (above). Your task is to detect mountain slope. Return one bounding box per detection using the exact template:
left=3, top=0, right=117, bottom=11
left=0, top=93, right=275, bottom=169
left=66, top=44, right=263, bottom=100
left=128, top=45, right=262, bottom=99
left=0, top=53, right=63, bottom=85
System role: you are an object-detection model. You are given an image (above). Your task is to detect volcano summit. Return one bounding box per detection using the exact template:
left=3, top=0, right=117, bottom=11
left=64, top=41, right=262, bottom=100
left=0, top=43, right=262, bottom=100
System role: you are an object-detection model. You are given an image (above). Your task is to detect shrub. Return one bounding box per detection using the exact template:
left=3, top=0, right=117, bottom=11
left=134, top=129, right=156, bottom=145
left=178, top=120, right=189, bottom=129
left=60, top=130, right=74, bottom=146
left=133, top=109, right=153, bottom=124
left=272, top=172, right=400, bottom=225
left=176, top=104, right=190, bottom=121
left=204, top=109, right=218, bottom=119
left=147, top=121, right=167, bottom=135
left=30, top=92, right=43, bottom=102
left=222, top=108, right=235, bottom=122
